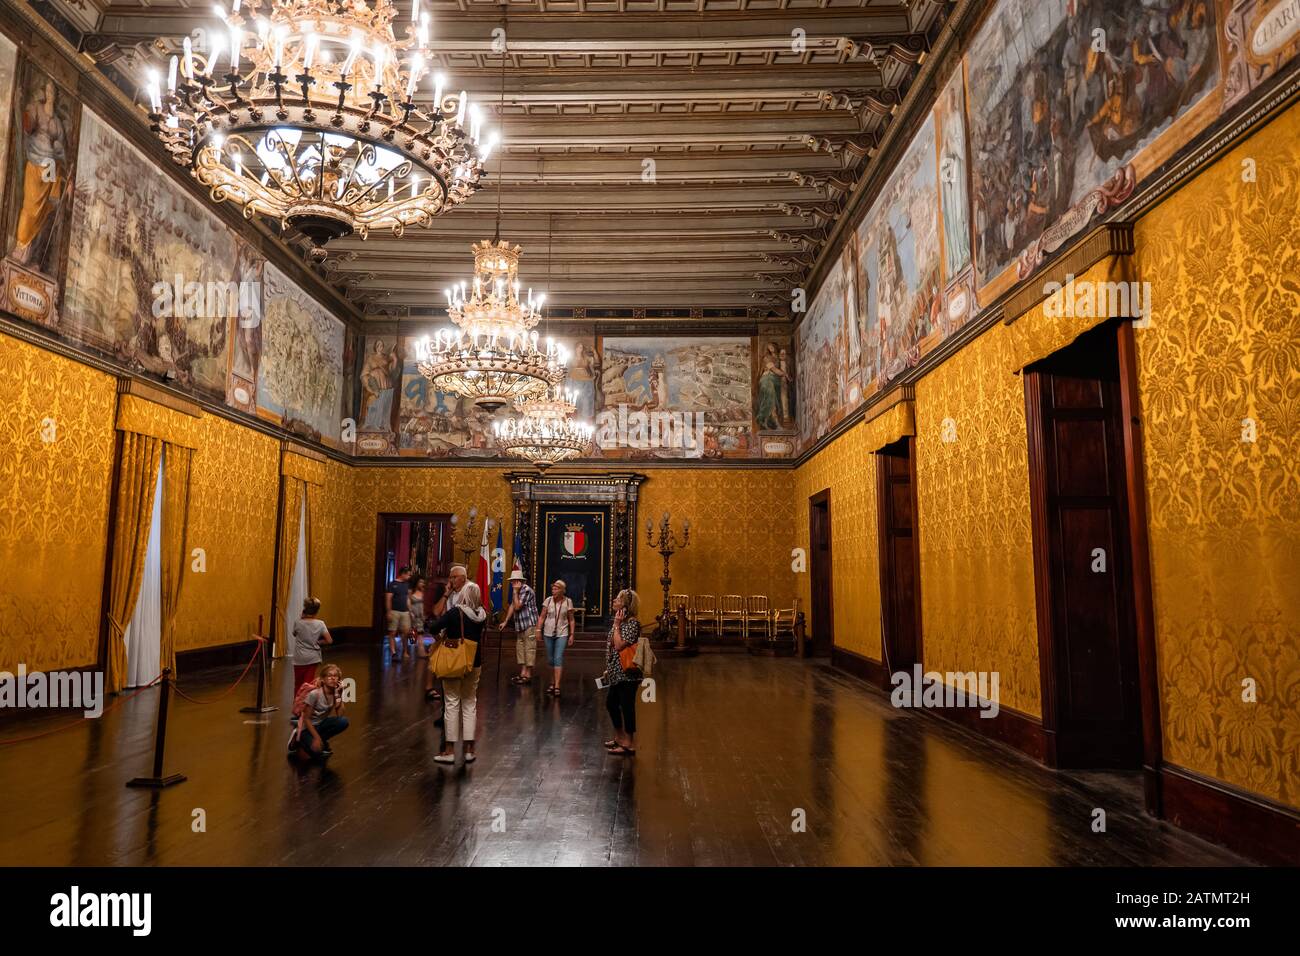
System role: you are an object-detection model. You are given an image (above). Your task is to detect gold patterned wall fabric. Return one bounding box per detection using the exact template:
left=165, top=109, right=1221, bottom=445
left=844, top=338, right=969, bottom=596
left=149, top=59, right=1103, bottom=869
left=1005, top=256, right=1137, bottom=373
left=635, top=469, right=796, bottom=615
left=0, top=332, right=117, bottom=673
left=912, top=322, right=1041, bottom=716
left=1132, top=100, right=1300, bottom=809
left=793, top=422, right=882, bottom=662
left=171, top=413, right=279, bottom=652
left=115, top=393, right=202, bottom=448
left=861, top=400, right=916, bottom=453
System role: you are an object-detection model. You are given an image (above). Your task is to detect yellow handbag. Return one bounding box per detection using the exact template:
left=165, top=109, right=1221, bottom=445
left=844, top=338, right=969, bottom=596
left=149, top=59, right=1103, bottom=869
left=428, top=612, right=477, bottom=680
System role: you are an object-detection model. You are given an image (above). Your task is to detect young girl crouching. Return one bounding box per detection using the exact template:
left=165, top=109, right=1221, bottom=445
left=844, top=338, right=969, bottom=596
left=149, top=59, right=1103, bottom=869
left=292, top=664, right=349, bottom=759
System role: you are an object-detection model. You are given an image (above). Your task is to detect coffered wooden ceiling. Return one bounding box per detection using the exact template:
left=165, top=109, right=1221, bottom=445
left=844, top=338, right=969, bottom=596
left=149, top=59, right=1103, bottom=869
left=65, top=0, right=955, bottom=324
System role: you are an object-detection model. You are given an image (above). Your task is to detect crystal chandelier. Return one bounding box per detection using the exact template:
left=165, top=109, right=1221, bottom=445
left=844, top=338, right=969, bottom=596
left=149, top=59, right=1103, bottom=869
left=494, top=385, right=595, bottom=469
left=415, top=239, right=567, bottom=412
left=143, top=0, right=493, bottom=259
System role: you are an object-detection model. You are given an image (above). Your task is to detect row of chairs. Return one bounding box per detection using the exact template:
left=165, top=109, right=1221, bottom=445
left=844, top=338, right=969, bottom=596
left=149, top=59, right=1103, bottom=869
left=669, top=594, right=801, bottom=641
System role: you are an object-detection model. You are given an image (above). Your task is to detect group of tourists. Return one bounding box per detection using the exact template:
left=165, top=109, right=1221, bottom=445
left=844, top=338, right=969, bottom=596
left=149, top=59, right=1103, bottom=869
left=283, top=567, right=654, bottom=765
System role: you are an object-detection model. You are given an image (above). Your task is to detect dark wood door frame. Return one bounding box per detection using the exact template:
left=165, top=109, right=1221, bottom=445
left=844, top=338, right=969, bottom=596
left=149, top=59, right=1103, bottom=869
left=1116, top=320, right=1165, bottom=814
left=808, top=489, right=834, bottom=657
left=371, top=512, right=454, bottom=634
left=1024, top=319, right=1157, bottom=778
left=875, top=437, right=923, bottom=686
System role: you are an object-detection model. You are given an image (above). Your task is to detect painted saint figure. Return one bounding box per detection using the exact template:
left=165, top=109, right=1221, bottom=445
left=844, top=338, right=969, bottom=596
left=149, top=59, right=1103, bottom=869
left=11, top=76, right=69, bottom=272
left=360, top=338, right=398, bottom=430
left=756, top=343, right=792, bottom=431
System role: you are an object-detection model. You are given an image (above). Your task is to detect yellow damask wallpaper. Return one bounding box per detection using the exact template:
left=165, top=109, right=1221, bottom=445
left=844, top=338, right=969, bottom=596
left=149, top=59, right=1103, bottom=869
left=913, top=322, right=1041, bottom=717
left=793, top=422, right=881, bottom=662
left=1132, top=100, right=1300, bottom=809
left=635, top=468, right=796, bottom=615
left=172, top=414, right=279, bottom=652
left=0, top=333, right=117, bottom=672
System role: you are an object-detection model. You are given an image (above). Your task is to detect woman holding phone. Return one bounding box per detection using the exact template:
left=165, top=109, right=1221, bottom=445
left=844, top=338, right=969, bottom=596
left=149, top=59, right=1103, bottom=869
left=603, top=589, right=642, bottom=756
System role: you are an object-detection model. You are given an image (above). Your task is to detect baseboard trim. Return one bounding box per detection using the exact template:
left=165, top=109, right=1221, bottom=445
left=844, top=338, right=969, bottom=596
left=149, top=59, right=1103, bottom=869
left=176, top=640, right=261, bottom=674
left=1161, top=764, right=1300, bottom=865
left=831, top=646, right=887, bottom=688
left=328, top=626, right=374, bottom=644
left=924, top=695, right=1048, bottom=764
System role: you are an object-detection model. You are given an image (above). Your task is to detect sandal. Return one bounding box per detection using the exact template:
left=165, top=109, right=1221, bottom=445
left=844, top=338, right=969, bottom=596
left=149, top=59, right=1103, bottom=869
left=607, top=746, right=635, bottom=756
left=510, top=675, right=531, bottom=685
left=603, top=739, right=618, bottom=748
left=425, top=689, right=441, bottom=701
left=433, top=753, right=454, bottom=764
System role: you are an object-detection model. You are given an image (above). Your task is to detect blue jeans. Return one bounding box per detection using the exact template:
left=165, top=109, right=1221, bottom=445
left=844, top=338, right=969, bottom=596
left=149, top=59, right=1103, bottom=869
left=300, top=716, right=349, bottom=754
left=544, top=635, right=568, bottom=667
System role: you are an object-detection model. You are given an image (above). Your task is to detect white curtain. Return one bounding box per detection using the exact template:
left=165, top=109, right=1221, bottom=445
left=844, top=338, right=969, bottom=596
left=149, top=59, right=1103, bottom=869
left=124, top=449, right=165, bottom=688
left=282, top=494, right=309, bottom=657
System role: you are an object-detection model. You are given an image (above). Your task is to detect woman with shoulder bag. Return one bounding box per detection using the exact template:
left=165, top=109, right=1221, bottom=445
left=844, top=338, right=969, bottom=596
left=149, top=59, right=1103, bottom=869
left=426, top=581, right=488, bottom=765
left=604, top=589, right=642, bottom=757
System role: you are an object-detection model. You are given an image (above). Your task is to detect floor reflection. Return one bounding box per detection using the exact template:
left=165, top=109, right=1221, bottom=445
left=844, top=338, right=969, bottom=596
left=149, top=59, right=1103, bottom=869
left=0, top=646, right=1245, bottom=866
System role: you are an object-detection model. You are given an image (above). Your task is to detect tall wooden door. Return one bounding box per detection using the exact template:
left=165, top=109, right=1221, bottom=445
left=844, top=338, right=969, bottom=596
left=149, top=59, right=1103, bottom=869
left=876, top=438, right=922, bottom=677
left=1025, top=322, right=1143, bottom=769
left=809, top=491, right=833, bottom=657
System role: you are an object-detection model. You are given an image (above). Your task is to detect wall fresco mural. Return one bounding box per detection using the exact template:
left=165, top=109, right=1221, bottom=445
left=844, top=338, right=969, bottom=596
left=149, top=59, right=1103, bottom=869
left=63, top=109, right=263, bottom=403
left=256, top=263, right=345, bottom=445
left=966, top=0, right=1219, bottom=288
left=599, top=336, right=753, bottom=459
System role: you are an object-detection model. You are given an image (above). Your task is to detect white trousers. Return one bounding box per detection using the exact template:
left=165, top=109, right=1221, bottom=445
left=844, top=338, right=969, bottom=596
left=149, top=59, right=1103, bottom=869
left=442, top=667, right=482, bottom=742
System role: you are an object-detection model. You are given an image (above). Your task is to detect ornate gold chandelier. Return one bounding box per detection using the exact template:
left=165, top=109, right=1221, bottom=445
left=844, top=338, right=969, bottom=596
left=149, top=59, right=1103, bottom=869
left=143, top=0, right=492, bottom=259
left=415, top=239, right=567, bottom=412
left=494, top=385, right=595, bottom=469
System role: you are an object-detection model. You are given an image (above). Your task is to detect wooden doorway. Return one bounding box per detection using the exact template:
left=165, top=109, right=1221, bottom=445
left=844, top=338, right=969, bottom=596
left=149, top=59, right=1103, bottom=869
left=372, top=513, right=454, bottom=633
left=808, top=490, right=833, bottom=657
left=1024, top=322, right=1143, bottom=769
left=876, top=437, right=922, bottom=679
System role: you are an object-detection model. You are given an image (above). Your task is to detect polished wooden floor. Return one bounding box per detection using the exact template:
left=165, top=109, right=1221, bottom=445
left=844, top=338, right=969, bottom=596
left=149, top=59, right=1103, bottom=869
left=0, top=644, right=1245, bottom=866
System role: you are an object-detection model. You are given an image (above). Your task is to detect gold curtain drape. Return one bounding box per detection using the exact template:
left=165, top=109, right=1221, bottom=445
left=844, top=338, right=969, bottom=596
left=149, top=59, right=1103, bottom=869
left=305, top=482, right=321, bottom=602
left=273, top=478, right=305, bottom=657
left=159, top=444, right=193, bottom=677
left=861, top=399, right=916, bottom=453
left=105, top=432, right=163, bottom=693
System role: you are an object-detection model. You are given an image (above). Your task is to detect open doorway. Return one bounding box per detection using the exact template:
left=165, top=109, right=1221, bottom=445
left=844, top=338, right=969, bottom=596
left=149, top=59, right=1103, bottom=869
left=1024, top=321, right=1144, bottom=769
left=372, top=513, right=455, bottom=634
left=876, top=437, right=922, bottom=680
left=808, top=490, right=833, bottom=657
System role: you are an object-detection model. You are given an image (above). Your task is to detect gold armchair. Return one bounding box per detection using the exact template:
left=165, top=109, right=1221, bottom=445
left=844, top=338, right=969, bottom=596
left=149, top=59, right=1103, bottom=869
left=691, top=594, right=719, bottom=638
left=719, top=594, right=747, bottom=639
left=745, top=595, right=771, bottom=640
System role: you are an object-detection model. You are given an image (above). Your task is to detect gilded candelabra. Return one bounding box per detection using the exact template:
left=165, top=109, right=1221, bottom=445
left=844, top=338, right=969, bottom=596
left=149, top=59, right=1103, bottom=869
left=646, top=512, right=689, bottom=639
